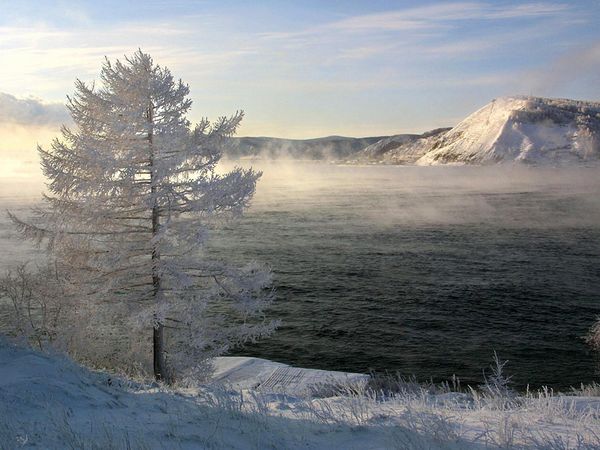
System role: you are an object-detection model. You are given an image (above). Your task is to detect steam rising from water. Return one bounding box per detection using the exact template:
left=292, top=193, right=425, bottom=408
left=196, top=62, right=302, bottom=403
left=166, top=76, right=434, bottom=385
left=3, top=162, right=600, bottom=271
left=221, top=161, right=600, bottom=228
left=209, top=163, right=600, bottom=387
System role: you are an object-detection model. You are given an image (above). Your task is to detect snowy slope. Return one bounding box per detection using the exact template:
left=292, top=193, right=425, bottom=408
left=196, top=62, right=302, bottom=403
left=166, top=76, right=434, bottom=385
left=2, top=340, right=600, bottom=449
left=358, top=128, right=450, bottom=163
left=417, top=96, right=600, bottom=165
left=0, top=342, right=385, bottom=449
left=358, top=96, right=600, bottom=165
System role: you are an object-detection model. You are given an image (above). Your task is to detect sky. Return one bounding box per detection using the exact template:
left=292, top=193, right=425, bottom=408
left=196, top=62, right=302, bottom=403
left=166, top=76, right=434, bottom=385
left=1, top=0, right=600, bottom=177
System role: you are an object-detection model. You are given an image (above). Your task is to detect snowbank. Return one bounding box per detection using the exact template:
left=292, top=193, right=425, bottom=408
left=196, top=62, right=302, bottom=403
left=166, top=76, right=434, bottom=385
left=1, top=340, right=599, bottom=449
left=211, top=356, right=368, bottom=395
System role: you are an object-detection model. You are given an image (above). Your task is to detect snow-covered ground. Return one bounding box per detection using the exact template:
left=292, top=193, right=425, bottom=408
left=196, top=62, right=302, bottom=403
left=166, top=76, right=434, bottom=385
left=211, top=356, right=369, bottom=396
left=1, top=340, right=600, bottom=449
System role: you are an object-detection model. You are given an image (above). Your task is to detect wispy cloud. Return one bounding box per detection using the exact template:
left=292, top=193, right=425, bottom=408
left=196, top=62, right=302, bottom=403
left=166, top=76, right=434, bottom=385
left=0, top=15, right=258, bottom=98
left=254, top=1, right=575, bottom=67
left=0, top=1, right=579, bottom=96
left=0, top=0, right=595, bottom=139
left=267, top=1, right=569, bottom=37
left=485, top=2, right=569, bottom=19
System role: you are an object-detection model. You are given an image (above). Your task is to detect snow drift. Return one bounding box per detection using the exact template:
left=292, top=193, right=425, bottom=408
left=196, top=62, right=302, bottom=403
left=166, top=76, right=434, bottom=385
left=2, top=340, right=600, bottom=449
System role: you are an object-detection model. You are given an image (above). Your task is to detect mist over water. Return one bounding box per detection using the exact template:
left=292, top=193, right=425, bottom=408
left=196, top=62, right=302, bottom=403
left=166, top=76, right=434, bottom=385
left=1, top=163, right=600, bottom=389
left=242, top=163, right=600, bottom=228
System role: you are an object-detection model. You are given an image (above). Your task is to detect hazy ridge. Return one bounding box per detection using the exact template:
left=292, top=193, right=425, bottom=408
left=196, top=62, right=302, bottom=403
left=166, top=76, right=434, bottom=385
left=229, top=96, right=600, bottom=166
left=227, top=135, right=387, bottom=160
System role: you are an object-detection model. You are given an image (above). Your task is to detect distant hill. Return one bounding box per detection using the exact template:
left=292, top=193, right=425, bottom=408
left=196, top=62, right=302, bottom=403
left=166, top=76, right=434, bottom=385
left=358, top=96, right=600, bottom=165
left=354, top=128, right=451, bottom=164
left=227, top=135, right=388, bottom=160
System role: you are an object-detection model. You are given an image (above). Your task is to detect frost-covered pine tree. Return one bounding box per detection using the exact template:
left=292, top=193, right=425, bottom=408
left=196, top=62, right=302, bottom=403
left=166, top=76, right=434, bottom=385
left=10, top=50, right=277, bottom=382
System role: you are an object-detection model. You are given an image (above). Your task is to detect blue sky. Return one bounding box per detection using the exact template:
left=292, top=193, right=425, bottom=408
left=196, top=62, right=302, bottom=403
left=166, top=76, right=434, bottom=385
left=1, top=0, right=599, bottom=140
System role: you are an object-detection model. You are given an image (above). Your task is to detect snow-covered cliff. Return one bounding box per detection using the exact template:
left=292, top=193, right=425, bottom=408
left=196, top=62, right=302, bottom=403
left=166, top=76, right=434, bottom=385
left=359, top=128, right=450, bottom=164
left=361, top=96, right=600, bottom=165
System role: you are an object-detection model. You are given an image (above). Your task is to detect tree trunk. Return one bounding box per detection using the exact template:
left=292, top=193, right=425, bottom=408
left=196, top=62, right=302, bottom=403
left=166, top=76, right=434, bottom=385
left=148, top=101, right=167, bottom=382
left=153, top=317, right=166, bottom=381
left=152, top=196, right=166, bottom=381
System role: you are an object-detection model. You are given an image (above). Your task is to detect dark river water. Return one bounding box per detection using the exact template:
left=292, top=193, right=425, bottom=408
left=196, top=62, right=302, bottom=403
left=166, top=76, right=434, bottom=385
left=2, top=163, right=600, bottom=389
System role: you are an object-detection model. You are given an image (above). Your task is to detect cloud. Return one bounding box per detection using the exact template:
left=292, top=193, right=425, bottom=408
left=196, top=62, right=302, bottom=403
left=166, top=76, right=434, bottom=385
left=306, top=2, right=569, bottom=34
left=0, top=16, right=259, bottom=101
left=0, top=92, right=68, bottom=127
left=0, top=93, right=63, bottom=180
left=486, top=2, right=569, bottom=19
left=0, top=1, right=591, bottom=139
left=254, top=1, right=574, bottom=67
